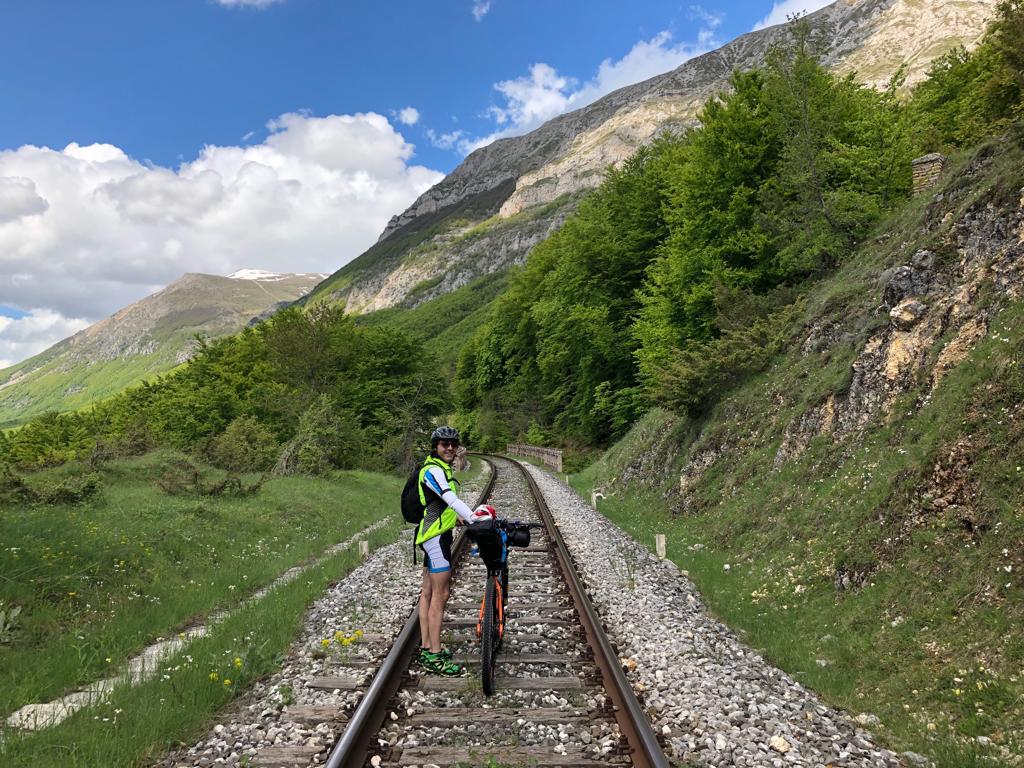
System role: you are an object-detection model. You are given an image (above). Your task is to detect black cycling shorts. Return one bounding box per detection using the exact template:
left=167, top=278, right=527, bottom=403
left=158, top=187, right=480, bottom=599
left=420, top=529, right=454, bottom=573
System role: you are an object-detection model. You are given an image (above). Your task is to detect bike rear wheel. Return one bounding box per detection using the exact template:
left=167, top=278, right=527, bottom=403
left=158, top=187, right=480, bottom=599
left=480, top=575, right=501, bottom=696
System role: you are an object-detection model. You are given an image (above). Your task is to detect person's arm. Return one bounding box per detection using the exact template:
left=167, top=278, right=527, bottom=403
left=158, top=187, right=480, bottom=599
left=442, top=489, right=475, bottom=523
left=424, top=466, right=475, bottom=523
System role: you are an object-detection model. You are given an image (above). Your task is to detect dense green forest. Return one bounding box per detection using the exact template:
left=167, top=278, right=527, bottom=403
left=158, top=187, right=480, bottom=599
left=454, top=4, right=1024, bottom=449
left=1, top=3, right=1021, bottom=473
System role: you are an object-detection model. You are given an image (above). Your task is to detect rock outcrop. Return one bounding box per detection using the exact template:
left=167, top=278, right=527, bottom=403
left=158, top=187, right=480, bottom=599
left=773, top=159, right=1023, bottom=467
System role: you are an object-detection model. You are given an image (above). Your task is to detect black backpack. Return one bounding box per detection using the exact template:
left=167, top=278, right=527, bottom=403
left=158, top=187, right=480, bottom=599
left=400, top=467, right=426, bottom=525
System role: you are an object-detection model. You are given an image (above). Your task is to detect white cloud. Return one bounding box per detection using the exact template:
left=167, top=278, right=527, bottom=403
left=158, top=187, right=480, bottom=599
left=753, top=0, right=831, bottom=30
left=0, top=309, right=90, bottom=368
left=397, top=107, right=420, bottom=126
left=451, top=23, right=722, bottom=155
left=426, top=128, right=466, bottom=151
left=215, top=0, right=286, bottom=8
left=0, top=112, right=444, bottom=365
left=0, top=177, right=49, bottom=224
left=472, top=1, right=492, bottom=21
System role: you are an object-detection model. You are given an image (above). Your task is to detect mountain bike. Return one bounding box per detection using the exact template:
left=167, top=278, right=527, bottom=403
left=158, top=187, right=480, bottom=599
left=466, top=518, right=541, bottom=695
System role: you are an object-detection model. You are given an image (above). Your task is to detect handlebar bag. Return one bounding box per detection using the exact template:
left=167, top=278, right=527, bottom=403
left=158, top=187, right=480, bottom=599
left=467, top=519, right=506, bottom=568
left=506, top=525, right=531, bottom=548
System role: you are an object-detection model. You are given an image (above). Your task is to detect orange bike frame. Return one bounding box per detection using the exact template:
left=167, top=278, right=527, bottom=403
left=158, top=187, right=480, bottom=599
left=475, top=573, right=505, bottom=639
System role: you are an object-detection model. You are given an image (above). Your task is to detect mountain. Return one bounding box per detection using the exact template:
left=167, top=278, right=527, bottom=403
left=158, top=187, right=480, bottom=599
left=0, top=271, right=324, bottom=428
left=307, top=0, right=996, bottom=317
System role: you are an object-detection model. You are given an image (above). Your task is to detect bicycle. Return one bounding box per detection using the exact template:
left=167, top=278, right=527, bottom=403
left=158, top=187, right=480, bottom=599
left=465, top=518, right=542, bottom=695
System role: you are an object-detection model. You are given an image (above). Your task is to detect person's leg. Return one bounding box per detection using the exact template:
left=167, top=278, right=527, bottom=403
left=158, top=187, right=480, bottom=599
left=427, top=569, right=451, bottom=653
left=418, top=565, right=432, bottom=649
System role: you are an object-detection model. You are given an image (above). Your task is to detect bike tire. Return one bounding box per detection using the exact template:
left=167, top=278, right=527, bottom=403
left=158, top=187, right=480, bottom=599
left=481, top=576, right=499, bottom=696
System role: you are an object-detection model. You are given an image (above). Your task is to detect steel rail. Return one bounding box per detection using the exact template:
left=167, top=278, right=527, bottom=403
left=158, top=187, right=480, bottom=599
left=504, top=455, right=670, bottom=768
left=323, top=456, right=497, bottom=768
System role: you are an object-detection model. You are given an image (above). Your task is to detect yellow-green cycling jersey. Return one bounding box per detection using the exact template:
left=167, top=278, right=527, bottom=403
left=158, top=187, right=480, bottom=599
left=415, top=455, right=463, bottom=545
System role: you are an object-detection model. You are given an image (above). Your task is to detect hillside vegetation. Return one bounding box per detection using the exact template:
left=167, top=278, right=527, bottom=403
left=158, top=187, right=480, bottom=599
left=0, top=273, right=322, bottom=429
left=0, top=303, right=445, bottom=475
left=573, top=131, right=1024, bottom=765
left=453, top=6, right=1023, bottom=451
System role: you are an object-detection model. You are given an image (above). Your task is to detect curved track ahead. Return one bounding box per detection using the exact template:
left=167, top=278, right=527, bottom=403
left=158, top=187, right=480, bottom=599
left=321, top=455, right=669, bottom=768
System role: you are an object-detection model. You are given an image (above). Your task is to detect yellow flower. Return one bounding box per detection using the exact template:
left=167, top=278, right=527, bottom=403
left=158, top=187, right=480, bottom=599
left=354, top=629, right=364, bottom=638
left=223, top=678, right=232, bottom=686
left=233, top=657, right=243, bottom=669
left=954, top=688, right=962, bottom=696
left=67, top=592, right=76, bottom=597
left=321, top=638, right=331, bottom=647
left=209, top=672, right=219, bottom=682
left=341, top=638, right=352, bottom=646
left=927, top=723, right=937, bottom=731
left=334, top=631, right=344, bottom=641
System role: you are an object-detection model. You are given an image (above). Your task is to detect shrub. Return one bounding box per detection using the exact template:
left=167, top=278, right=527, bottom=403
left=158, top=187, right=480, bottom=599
left=273, top=395, right=364, bottom=476
left=198, top=416, right=278, bottom=473
left=34, top=473, right=102, bottom=505
left=0, top=463, right=32, bottom=505
left=155, top=458, right=262, bottom=497
left=654, top=300, right=804, bottom=416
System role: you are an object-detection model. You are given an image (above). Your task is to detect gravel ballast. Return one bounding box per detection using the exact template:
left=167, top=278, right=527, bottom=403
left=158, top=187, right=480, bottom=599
left=522, top=462, right=904, bottom=768
left=156, top=460, right=909, bottom=767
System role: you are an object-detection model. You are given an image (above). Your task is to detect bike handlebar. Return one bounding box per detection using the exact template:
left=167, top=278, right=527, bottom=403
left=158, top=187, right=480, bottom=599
left=494, top=519, right=542, bottom=531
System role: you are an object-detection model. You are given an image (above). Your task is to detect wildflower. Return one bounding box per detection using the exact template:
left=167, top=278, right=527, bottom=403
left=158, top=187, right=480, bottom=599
left=954, top=688, right=963, bottom=696
left=68, top=592, right=76, bottom=597
left=233, top=657, right=242, bottom=669
left=354, top=629, right=364, bottom=638
left=321, top=638, right=331, bottom=648
left=341, top=638, right=352, bottom=646
left=105, top=657, right=112, bottom=663
left=223, top=678, right=232, bottom=686
left=927, top=723, right=937, bottom=731
left=209, top=672, right=219, bottom=682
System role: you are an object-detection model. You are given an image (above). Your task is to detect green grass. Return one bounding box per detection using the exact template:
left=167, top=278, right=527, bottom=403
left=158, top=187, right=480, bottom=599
left=0, top=518, right=400, bottom=767
left=570, top=140, right=1024, bottom=767
left=0, top=450, right=402, bottom=723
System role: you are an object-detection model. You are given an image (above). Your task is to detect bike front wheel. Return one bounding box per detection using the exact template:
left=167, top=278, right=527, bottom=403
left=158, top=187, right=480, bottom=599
left=480, top=575, right=501, bottom=696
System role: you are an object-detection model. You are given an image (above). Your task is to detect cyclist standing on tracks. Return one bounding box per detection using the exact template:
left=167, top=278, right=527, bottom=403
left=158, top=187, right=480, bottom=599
left=415, top=426, right=477, bottom=675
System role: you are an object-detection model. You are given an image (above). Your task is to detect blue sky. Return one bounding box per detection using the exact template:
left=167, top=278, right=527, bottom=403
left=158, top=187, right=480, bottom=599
left=0, top=0, right=824, bottom=366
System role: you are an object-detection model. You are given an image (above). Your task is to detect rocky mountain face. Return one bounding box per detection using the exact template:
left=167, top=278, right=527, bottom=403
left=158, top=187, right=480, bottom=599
left=311, top=0, right=996, bottom=316
left=0, top=271, right=323, bottom=427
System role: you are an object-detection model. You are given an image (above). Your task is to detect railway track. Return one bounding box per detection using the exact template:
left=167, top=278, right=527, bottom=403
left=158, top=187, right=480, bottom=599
left=318, top=455, right=669, bottom=768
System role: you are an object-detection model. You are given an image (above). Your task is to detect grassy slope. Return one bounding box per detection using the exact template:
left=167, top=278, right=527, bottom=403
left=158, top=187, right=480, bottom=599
left=357, top=270, right=510, bottom=375
left=306, top=179, right=518, bottom=305
left=0, top=352, right=186, bottom=430
left=572, top=140, right=1024, bottom=767
left=0, top=451, right=402, bottom=722
left=0, top=455, right=485, bottom=767
left=310, top=192, right=578, bottom=324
